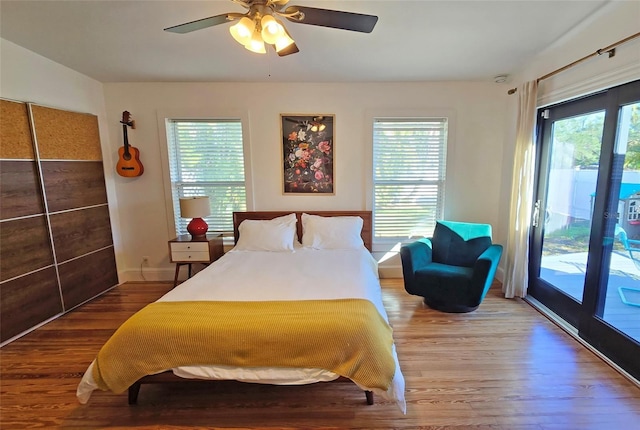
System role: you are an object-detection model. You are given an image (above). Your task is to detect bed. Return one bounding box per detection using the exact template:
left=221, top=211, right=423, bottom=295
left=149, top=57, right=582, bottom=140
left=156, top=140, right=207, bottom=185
left=77, top=211, right=406, bottom=413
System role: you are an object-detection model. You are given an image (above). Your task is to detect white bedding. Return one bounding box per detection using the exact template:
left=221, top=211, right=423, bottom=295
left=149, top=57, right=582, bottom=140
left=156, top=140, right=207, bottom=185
left=77, top=246, right=406, bottom=413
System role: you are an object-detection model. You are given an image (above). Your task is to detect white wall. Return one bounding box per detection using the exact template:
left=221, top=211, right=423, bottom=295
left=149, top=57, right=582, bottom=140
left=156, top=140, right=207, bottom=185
left=497, top=0, right=640, bottom=263
left=532, top=1, right=640, bottom=106
left=0, top=39, right=125, bottom=282
left=102, top=81, right=509, bottom=279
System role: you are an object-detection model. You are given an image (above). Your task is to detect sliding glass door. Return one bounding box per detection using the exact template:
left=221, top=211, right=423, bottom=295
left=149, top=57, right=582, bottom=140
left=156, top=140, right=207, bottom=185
left=529, top=79, right=640, bottom=380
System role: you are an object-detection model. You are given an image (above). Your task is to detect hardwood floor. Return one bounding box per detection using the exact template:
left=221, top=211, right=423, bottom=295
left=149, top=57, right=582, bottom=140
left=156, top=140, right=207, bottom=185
left=1, top=279, right=639, bottom=429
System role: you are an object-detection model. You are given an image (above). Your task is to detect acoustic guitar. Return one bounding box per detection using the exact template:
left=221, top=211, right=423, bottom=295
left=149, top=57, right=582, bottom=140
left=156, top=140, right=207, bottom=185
left=116, top=111, right=144, bottom=177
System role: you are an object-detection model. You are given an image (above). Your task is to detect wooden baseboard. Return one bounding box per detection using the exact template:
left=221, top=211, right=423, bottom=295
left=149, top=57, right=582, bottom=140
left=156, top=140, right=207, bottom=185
left=121, top=267, right=175, bottom=282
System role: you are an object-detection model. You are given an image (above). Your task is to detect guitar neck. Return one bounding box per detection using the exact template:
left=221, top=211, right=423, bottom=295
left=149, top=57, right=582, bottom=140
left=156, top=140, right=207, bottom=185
left=122, top=124, right=131, bottom=155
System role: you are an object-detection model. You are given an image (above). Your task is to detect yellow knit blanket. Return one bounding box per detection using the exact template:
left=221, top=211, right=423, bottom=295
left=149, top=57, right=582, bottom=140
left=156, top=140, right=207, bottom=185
left=93, top=299, right=395, bottom=394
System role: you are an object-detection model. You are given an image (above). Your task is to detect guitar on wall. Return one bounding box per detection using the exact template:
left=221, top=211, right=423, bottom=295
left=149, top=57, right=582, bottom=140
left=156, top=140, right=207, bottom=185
left=116, top=110, right=144, bottom=177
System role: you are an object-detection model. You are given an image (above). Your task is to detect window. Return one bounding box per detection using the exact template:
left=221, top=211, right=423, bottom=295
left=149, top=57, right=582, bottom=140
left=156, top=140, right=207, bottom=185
left=373, top=118, right=448, bottom=240
left=166, top=119, right=246, bottom=235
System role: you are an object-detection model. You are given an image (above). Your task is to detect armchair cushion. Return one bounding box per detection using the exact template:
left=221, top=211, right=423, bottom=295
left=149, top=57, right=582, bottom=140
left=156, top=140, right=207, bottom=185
left=432, top=221, right=493, bottom=267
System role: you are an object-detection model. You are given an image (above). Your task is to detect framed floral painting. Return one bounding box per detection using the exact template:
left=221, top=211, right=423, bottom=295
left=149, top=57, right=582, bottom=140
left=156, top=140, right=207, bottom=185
left=281, top=114, right=335, bottom=194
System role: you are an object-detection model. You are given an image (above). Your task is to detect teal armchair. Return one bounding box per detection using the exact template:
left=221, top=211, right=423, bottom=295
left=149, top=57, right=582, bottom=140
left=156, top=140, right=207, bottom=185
left=400, top=221, right=503, bottom=313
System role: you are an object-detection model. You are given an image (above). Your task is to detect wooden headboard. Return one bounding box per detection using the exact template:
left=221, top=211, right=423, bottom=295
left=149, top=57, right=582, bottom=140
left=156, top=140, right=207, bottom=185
left=232, top=211, right=373, bottom=252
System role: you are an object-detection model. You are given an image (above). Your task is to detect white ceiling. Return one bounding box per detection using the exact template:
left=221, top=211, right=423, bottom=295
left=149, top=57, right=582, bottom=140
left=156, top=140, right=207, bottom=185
left=0, top=0, right=609, bottom=83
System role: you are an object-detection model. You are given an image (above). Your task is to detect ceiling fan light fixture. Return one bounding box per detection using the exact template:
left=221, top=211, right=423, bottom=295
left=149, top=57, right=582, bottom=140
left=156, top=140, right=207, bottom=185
left=245, top=30, right=267, bottom=54
left=274, top=28, right=295, bottom=53
left=229, top=16, right=255, bottom=46
left=165, top=1, right=378, bottom=57
left=260, top=15, right=284, bottom=45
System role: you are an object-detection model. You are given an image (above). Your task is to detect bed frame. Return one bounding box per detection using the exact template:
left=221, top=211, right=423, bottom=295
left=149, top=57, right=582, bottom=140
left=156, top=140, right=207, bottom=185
left=128, top=210, right=375, bottom=406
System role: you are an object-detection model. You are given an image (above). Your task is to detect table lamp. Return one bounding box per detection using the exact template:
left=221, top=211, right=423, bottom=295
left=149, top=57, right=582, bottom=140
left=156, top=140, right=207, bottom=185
left=179, top=196, right=210, bottom=239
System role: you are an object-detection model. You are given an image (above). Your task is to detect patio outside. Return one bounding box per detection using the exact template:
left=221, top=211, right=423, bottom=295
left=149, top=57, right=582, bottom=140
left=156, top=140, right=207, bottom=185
left=540, top=219, right=640, bottom=343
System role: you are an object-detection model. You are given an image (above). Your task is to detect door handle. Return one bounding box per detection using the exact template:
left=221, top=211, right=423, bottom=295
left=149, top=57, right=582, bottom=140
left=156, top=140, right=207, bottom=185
left=532, top=200, right=541, bottom=227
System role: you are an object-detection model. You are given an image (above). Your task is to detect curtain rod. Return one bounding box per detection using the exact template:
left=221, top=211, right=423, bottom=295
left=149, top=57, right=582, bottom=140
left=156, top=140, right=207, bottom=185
left=507, top=31, right=640, bottom=95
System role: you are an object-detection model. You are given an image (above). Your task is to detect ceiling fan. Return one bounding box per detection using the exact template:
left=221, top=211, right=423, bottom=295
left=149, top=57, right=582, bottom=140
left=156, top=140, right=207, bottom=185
left=164, top=0, right=378, bottom=57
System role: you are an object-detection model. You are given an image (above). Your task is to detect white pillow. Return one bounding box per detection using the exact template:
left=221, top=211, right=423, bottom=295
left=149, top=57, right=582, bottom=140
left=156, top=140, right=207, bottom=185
left=234, top=213, right=297, bottom=252
left=301, top=213, right=364, bottom=249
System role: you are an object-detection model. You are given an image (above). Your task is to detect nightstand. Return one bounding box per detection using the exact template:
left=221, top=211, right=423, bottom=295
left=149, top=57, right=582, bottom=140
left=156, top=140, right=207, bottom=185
left=168, top=234, right=224, bottom=287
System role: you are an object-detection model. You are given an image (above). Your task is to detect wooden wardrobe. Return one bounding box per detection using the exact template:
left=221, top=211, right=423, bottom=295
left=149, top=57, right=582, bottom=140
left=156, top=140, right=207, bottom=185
left=0, top=100, right=118, bottom=344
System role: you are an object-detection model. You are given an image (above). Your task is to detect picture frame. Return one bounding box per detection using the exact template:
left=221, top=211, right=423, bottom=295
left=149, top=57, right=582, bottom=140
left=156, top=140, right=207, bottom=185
left=281, top=114, right=335, bottom=194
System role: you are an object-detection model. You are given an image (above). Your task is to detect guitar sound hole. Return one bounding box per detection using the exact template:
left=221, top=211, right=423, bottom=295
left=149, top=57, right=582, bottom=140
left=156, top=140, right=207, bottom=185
left=123, top=153, right=131, bottom=161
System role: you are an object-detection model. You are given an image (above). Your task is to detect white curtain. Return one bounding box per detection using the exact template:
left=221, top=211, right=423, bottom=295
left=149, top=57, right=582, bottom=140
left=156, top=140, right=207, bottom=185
left=503, top=80, right=538, bottom=298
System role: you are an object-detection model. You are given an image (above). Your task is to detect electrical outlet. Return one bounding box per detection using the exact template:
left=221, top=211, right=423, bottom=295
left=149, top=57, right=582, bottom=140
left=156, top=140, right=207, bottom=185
left=142, top=256, right=150, bottom=264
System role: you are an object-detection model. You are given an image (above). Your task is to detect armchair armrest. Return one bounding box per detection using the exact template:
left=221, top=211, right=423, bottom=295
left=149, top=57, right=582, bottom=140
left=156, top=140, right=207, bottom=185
left=400, top=239, right=433, bottom=287
left=471, top=244, right=503, bottom=302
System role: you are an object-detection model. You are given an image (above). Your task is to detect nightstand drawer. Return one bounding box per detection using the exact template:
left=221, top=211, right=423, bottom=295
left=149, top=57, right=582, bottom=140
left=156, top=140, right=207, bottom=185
left=171, top=250, right=210, bottom=262
left=170, top=242, right=209, bottom=253
left=168, top=234, right=224, bottom=287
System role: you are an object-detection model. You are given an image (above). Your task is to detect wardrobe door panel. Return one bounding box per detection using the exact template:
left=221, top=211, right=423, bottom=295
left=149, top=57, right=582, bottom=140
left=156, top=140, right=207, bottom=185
left=0, top=267, right=62, bottom=343
left=41, top=161, right=108, bottom=212
left=49, top=205, right=113, bottom=263
left=58, top=247, right=118, bottom=309
left=0, top=160, right=44, bottom=220
left=0, top=216, right=54, bottom=282
left=29, top=105, right=102, bottom=161
left=1, top=101, right=118, bottom=344
left=0, top=100, right=34, bottom=159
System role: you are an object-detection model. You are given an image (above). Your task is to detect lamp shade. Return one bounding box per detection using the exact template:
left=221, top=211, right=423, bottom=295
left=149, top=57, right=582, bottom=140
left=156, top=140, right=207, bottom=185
left=229, top=17, right=255, bottom=46
left=261, top=15, right=284, bottom=45
left=275, top=26, right=296, bottom=54
left=179, top=196, right=210, bottom=218
left=275, top=31, right=295, bottom=52
left=245, top=31, right=266, bottom=54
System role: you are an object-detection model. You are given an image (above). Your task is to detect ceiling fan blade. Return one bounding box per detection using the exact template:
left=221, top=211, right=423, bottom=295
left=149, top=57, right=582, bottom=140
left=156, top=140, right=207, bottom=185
left=284, top=6, right=378, bottom=33
left=164, top=14, right=235, bottom=34
left=277, top=42, right=300, bottom=57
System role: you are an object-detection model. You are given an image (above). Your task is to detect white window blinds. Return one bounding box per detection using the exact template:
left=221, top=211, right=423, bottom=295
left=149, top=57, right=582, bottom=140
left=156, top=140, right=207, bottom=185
left=167, top=119, right=246, bottom=234
left=373, top=118, right=448, bottom=240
